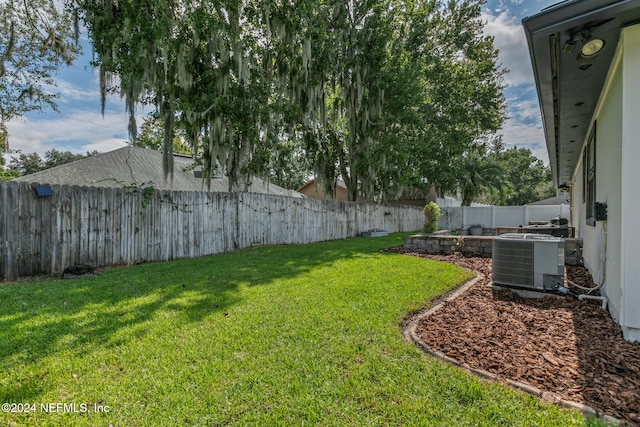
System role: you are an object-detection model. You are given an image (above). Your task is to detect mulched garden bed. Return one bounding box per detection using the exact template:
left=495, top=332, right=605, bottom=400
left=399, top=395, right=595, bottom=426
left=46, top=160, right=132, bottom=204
left=392, top=249, right=640, bottom=426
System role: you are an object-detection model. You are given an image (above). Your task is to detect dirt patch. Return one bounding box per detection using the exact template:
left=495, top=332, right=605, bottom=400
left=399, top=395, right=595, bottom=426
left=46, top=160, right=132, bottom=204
left=393, top=249, right=640, bottom=426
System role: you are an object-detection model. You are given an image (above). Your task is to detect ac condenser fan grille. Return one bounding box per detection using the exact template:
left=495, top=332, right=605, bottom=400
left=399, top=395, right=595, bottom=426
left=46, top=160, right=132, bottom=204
left=492, top=233, right=564, bottom=291
left=492, top=241, right=534, bottom=287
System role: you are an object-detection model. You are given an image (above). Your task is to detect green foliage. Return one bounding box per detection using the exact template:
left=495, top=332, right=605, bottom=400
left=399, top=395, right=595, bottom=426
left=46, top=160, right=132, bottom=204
left=305, top=1, right=391, bottom=201
left=436, top=139, right=554, bottom=206
left=135, top=115, right=192, bottom=156
left=0, top=168, right=20, bottom=181
left=121, top=181, right=157, bottom=208
left=263, top=138, right=313, bottom=191
left=0, top=0, right=79, bottom=150
left=423, top=202, right=441, bottom=233
left=0, top=130, right=6, bottom=160
left=0, top=235, right=588, bottom=426
left=444, top=148, right=506, bottom=206
left=42, top=148, right=86, bottom=168
left=80, top=0, right=284, bottom=190
left=7, top=152, right=44, bottom=175
left=77, top=0, right=506, bottom=200
left=2, top=0, right=506, bottom=200
left=487, top=146, right=556, bottom=205
left=384, top=1, right=507, bottom=199
left=3, top=0, right=508, bottom=200
left=8, top=149, right=97, bottom=175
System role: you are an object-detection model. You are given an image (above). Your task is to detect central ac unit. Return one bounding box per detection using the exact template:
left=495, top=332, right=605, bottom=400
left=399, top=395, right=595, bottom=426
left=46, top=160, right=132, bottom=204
left=492, top=233, right=564, bottom=291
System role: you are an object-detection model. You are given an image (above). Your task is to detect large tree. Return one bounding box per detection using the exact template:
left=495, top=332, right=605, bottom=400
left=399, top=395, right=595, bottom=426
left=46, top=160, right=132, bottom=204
left=80, top=0, right=284, bottom=190
left=0, top=0, right=79, bottom=157
left=7, top=151, right=44, bottom=175
left=447, top=149, right=505, bottom=206
left=279, top=0, right=507, bottom=201
left=77, top=0, right=505, bottom=199
left=391, top=0, right=507, bottom=199
left=488, top=146, right=555, bottom=205
left=311, top=1, right=390, bottom=201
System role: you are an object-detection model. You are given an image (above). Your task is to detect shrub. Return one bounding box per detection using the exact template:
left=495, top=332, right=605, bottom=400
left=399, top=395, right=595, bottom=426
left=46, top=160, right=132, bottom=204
left=422, top=202, right=441, bottom=233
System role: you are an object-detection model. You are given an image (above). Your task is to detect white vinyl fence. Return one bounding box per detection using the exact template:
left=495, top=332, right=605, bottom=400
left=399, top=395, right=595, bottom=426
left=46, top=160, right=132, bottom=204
left=437, top=204, right=571, bottom=230
left=0, top=181, right=424, bottom=281
left=434, top=197, right=491, bottom=208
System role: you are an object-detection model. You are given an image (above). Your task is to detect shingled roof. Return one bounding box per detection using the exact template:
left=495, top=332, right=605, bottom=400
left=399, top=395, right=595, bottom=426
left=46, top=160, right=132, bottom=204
left=527, top=192, right=570, bottom=206
left=14, top=146, right=302, bottom=197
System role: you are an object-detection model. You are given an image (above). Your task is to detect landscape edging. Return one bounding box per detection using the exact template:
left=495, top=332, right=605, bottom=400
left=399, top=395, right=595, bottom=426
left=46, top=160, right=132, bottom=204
left=402, top=273, right=623, bottom=426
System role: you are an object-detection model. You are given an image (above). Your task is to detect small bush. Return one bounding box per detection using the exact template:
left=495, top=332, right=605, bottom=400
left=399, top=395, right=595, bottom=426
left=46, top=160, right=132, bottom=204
left=422, top=202, right=441, bottom=233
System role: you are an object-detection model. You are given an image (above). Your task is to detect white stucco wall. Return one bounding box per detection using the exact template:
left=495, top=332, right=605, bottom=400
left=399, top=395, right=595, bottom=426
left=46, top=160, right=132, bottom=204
left=570, top=159, right=584, bottom=237
left=571, top=46, right=621, bottom=319
left=620, top=25, right=640, bottom=341
left=593, top=58, right=622, bottom=324
left=574, top=24, right=640, bottom=341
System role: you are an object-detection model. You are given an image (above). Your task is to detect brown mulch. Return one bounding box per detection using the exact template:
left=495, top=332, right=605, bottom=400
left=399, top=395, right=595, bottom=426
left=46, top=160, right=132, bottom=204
left=393, top=249, right=640, bottom=426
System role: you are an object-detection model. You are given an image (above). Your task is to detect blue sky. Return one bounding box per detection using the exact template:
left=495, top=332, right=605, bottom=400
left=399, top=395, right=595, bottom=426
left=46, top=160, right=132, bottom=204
left=5, top=0, right=560, bottom=164
left=481, top=0, right=563, bottom=163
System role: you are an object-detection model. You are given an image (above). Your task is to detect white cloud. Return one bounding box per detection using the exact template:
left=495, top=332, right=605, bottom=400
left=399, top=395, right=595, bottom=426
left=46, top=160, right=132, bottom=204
left=509, top=96, right=541, bottom=122
left=5, top=64, right=151, bottom=159
left=480, top=6, right=551, bottom=164
left=499, top=119, right=549, bottom=165
left=6, top=109, right=132, bottom=156
left=54, top=78, right=101, bottom=105
left=481, top=10, right=534, bottom=88
left=3, top=34, right=149, bottom=160
left=496, top=91, right=549, bottom=164
left=82, top=138, right=131, bottom=154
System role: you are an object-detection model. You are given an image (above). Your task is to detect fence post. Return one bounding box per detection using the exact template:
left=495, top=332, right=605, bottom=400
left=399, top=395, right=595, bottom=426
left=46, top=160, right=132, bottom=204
left=462, top=206, right=467, bottom=228
left=491, top=206, right=496, bottom=228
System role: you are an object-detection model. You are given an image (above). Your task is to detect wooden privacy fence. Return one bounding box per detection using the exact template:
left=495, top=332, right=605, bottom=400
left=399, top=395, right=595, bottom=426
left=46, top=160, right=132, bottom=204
left=0, top=181, right=424, bottom=281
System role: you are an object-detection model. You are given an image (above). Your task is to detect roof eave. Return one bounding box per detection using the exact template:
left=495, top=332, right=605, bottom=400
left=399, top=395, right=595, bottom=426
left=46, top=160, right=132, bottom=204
left=522, top=0, right=640, bottom=188
left=523, top=19, right=561, bottom=187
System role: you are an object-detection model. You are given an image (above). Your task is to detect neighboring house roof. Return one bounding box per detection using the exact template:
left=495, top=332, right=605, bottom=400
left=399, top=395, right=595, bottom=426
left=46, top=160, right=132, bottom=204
left=14, top=146, right=302, bottom=197
left=522, top=0, right=640, bottom=187
left=527, top=192, right=570, bottom=205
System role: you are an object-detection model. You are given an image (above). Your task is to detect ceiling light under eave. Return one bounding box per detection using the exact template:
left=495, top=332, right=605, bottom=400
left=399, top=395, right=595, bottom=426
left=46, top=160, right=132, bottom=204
left=581, top=38, right=605, bottom=58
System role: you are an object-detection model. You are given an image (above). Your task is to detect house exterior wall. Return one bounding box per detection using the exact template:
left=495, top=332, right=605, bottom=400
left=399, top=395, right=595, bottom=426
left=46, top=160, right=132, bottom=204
left=572, top=24, right=640, bottom=341
left=593, top=53, right=623, bottom=324
left=297, top=180, right=363, bottom=201
left=570, top=164, right=584, bottom=239
left=620, top=24, right=640, bottom=341
left=297, top=181, right=336, bottom=200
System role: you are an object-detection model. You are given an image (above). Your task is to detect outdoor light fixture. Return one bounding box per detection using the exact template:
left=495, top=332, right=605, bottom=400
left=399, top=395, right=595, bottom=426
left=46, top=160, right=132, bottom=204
left=573, top=32, right=605, bottom=70
left=564, top=28, right=606, bottom=62
left=580, top=38, right=605, bottom=57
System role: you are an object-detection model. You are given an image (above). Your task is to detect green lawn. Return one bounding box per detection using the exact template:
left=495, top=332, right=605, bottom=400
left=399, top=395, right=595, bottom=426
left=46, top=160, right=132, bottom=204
left=0, top=234, right=592, bottom=426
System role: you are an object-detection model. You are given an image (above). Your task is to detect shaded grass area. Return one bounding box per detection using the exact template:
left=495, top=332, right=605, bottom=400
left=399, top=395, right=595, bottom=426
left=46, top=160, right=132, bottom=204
left=0, top=234, right=590, bottom=426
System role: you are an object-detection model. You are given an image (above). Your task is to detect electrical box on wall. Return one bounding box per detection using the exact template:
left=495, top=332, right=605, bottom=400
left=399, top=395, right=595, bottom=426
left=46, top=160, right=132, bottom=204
left=595, top=202, right=608, bottom=221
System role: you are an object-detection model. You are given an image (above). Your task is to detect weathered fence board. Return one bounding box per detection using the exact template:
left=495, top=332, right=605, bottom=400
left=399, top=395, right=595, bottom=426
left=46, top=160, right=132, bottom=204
left=0, top=181, right=424, bottom=281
